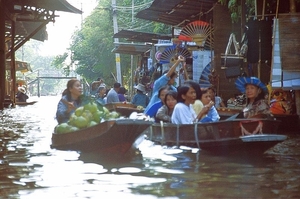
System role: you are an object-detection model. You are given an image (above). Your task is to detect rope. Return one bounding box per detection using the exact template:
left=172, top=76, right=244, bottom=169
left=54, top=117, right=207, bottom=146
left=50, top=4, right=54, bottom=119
left=240, top=121, right=263, bottom=136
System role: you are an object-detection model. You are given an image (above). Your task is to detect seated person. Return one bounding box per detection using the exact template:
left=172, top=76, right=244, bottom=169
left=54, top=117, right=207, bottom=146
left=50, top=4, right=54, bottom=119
left=171, top=83, right=213, bottom=124
left=56, top=79, right=83, bottom=124
left=16, top=87, right=29, bottom=102
left=95, top=85, right=106, bottom=105
left=156, top=90, right=177, bottom=123
left=118, top=86, right=127, bottom=102
left=145, top=85, right=170, bottom=118
left=207, top=86, right=226, bottom=108
left=131, top=83, right=149, bottom=108
left=235, top=76, right=272, bottom=118
left=200, top=88, right=220, bottom=122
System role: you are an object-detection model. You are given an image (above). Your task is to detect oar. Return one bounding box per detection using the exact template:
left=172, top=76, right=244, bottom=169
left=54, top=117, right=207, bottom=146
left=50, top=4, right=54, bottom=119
left=225, top=112, right=243, bottom=121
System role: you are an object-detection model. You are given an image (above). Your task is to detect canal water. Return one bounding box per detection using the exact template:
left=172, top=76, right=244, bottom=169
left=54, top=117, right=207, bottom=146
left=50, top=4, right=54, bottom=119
left=1, top=96, right=300, bottom=198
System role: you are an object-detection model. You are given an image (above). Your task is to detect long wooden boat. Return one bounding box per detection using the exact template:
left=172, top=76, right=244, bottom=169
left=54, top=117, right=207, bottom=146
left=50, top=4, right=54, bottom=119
left=144, top=119, right=287, bottom=154
left=105, top=102, right=143, bottom=117
left=16, top=101, right=38, bottom=106
left=216, top=107, right=299, bottom=131
left=51, top=119, right=152, bottom=154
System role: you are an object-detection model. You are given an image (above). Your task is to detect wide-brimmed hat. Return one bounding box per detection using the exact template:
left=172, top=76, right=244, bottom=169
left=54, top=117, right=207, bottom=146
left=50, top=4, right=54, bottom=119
left=134, top=83, right=146, bottom=92
left=18, top=87, right=26, bottom=94
left=235, top=77, right=268, bottom=94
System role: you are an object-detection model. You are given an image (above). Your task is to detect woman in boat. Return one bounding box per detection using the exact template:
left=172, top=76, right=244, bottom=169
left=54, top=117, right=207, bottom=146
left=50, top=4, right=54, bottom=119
left=235, top=76, right=272, bottom=118
left=171, top=83, right=213, bottom=124
left=118, top=86, right=127, bottom=102
left=184, top=80, right=203, bottom=115
left=95, top=85, right=106, bottom=105
left=145, top=85, right=171, bottom=118
left=200, top=88, right=220, bottom=122
left=16, top=86, right=29, bottom=102
left=56, top=79, right=83, bottom=124
left=156, top=90, right=177, bottom=123
left=144, top=55, right=185, bottom=114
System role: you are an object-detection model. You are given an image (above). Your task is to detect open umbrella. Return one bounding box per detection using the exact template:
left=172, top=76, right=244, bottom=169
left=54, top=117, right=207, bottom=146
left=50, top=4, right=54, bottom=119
left=178, top=20, right=213, bottom=48
left=198, top=62, right=212, bottom=88
left=159, top=45, right=191, bottom=64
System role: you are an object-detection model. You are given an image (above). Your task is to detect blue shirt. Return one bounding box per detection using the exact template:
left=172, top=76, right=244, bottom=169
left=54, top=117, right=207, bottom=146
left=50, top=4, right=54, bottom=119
left=144, top=74, right=176, bottom=113
left=56, top=95, right=81, bottom=124
left=106, top=89, right=119, bottom=103
left=145, top=101, right=163, bottom=117
left=131, top=93, right=149, bottom=108
left=200, top=106, right=220, bottom=122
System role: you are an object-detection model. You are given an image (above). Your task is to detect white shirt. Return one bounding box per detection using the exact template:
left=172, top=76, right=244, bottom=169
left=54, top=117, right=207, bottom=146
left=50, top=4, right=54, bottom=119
left=171, top=102, right=197, bottom=124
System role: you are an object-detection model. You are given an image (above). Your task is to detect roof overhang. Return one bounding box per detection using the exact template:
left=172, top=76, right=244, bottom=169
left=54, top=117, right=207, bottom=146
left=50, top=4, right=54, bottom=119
left=112, top=43, right=152, bottom=55
left=136, top=0, right=217, bottom=27
left=113, top=29, right=172, bottom=43
left=6, top=59, right=32, bottom=73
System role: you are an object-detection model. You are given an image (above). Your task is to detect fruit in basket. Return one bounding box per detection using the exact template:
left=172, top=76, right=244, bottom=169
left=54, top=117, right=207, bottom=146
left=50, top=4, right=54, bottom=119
left=82, top=110, right=93, bottom=122
left=109, top=111, right=120, bottom=119
left=75, top=106, right=84, bottom=116
left=55, top=123, right=72, bottom=134
left=73, top=115, right=89, bottom=129
left=84, top=102, right=98, bottom=113
left=93, top=110, right=103, bottom=123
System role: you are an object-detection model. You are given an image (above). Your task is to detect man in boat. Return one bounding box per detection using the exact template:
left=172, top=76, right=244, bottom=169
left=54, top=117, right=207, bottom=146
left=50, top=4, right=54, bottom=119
left=106, top=82, right=121, bottom=104
left=16, top=86, right=29, bottom=102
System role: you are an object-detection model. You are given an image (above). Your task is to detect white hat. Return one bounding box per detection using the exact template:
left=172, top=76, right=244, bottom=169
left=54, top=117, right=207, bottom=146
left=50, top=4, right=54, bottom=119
left=134, top=83, right=146, bottom=92
left=18, top=87, right=26, bottom=94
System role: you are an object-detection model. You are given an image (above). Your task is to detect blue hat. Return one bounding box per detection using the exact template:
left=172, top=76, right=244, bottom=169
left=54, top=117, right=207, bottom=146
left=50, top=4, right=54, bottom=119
left=235, top=77, right=268, bottom=94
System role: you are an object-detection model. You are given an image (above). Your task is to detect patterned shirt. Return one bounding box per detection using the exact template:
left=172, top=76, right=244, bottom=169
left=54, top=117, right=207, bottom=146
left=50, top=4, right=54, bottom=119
left=243, top=99, right=271, bottom=118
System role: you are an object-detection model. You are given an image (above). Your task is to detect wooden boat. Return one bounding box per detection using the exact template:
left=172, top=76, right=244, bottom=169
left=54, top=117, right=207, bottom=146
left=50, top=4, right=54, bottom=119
left=51, top=119, right=152, bottom=154
left=216, top=107, right=242, bottom=120
left=216, top=107, right=299, bottom=131
left=16, top=101, right=38, bottom=106
left=105, top=102, right=143, bottom=117
left=144, top=119, right=287, bottom=154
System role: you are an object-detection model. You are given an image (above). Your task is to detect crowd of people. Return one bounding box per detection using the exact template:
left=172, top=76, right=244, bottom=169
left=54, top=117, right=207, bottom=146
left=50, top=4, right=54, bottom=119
left=55, top=56, right=272, bottom=125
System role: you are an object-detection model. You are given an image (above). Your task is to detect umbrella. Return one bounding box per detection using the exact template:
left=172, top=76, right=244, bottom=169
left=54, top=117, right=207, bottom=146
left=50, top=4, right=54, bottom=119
left=160, top=45, right=191, bottom=64
left=198, top=62, right=212, bottom=88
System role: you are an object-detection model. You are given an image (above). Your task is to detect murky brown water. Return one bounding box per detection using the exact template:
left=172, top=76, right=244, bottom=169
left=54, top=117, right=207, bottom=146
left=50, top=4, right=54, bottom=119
left=1, top=96, right=300, bottom=198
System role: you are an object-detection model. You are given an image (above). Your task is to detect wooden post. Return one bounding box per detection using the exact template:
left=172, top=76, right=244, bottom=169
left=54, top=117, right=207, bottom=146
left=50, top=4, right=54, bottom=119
left=0, top=0, right=5, bottom=110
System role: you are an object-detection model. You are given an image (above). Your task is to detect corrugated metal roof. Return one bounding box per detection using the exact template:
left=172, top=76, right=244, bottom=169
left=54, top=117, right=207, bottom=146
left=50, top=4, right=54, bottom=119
left=112, top=43, right=152, bottom=55
left=136, top=0, right=217, bottom=27
left=113, top=30, right=172, bottom=43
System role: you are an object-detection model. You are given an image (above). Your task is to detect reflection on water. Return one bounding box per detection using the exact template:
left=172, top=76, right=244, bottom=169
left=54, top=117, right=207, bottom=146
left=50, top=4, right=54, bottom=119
left=0, top=96, right=300, bottom=198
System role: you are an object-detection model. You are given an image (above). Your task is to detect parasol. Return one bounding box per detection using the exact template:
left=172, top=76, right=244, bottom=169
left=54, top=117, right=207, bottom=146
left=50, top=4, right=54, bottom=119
left=178, top=20, right=213, bottom=48
left=198, top=62, right=212, bottom=88
left=159, top=45, right=191, bottom=64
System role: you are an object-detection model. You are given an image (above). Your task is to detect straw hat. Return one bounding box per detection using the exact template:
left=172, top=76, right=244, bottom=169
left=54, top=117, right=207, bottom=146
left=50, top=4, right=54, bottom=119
left=18, top=87, right=26, bottom=94
left=134, top=83, right=146, bottom=92
left=235, top=77, right=268, bottom=94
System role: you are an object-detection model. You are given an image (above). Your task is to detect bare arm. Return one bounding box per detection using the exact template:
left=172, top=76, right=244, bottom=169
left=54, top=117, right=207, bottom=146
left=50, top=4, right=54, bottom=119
left=166, top=55, right=185, bottom=78
left=195, top=101, right=214, bottom=121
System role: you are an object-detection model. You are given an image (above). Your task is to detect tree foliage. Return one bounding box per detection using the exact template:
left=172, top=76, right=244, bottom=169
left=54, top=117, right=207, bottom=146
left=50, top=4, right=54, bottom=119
left=52, top=0, right=171, bottom=87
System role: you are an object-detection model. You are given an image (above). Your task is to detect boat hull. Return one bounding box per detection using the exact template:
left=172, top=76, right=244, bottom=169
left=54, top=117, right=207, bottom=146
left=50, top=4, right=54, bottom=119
left=51, top=119, right=152, bottom=154
left=145, top=119, right=286, bottom=154
left=105, top=103, right=143, bottom=117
